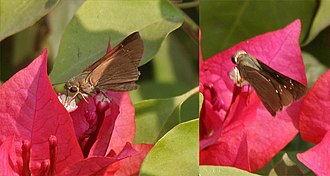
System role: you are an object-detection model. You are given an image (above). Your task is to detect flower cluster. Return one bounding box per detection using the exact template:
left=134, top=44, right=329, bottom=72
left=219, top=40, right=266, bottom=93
left=200, top=20, right=309, bottom=171
left=0, top=49, right=152, bottom=175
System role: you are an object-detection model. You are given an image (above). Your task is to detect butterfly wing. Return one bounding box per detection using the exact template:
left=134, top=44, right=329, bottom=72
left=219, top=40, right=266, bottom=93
left=257, top=61, right=307, bottom=100
left=86, top=32, right=143, bottom=91
left=237, top=64, right=282, bottom=116
left=83, top=32, right=141, bottom=73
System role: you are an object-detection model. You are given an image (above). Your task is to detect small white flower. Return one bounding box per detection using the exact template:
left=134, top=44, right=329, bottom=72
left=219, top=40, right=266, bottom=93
left=229, top=67, right=249, bottom=87
left=57, top=94, right=78, bottom=112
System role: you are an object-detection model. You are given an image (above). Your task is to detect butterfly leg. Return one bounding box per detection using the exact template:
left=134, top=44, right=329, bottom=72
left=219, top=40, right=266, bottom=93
left=70, top=91, right=89, bottom=104
left=63, top=90, right=70, bottom=107
left=69, top=92, right=79, bottom=104
left=246, top=85, right=252, bottom=105
left=100, top=91, right=111, bottom=102
left=79, top=93, right=89, bottom=104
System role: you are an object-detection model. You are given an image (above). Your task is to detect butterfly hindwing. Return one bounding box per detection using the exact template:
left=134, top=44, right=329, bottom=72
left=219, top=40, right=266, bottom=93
left=257, top=61, right=307, bottom=100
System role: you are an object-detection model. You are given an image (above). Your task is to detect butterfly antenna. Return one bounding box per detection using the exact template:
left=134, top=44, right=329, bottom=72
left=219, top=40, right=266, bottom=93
left=106, top=37, right=111, bottom=53
left=52, top=82, right=65, bottom=86
left=64, top=90, right=69, bottom=107
left=246, top=85, right=251, bottom=105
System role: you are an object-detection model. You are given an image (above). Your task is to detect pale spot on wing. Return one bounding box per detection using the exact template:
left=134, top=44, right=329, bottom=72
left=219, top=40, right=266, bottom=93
left=289, top=80, right=294, bottom=86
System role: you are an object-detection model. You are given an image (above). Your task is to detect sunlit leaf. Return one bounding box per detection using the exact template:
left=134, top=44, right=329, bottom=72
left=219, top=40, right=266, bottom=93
left=199, top=92, right=203, bottom=113
left=199, top=166, right=260, bottom=176
left=302, top=0, right=330, bottom=45
left=139, top=119, right=198, bottom=176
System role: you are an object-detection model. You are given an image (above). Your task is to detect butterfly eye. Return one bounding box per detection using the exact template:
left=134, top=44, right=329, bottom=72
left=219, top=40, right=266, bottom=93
left=64, top=83, right=69, bottom=90
left=231, top=55, right=237, bottom=64
left=232, top=50, right=247, bottom=64
left=69, top=86, right=78, bottom=93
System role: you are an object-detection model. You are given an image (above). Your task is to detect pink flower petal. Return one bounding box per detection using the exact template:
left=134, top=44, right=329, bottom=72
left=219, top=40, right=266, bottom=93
left=106, top=144, right=153, bottom=176
left=102, top=92, right=153, bottom=175
left=0, top=49, right=83, bottom=174
left=70, top=99, right=90, bottom=142
left=0, top=136, right=19, bottom=175
left=105, top=92, right=136, bottom=153
left=297, top=131, right=330, bottom=176
left=59, top=156, right=122, bottom=176
left=89, top=102, right=120, bottom=156
left=70, top=92, right=135, bottom=157
left=59, top=142, right=138, bottom=175
left=300, top=69, right=330, bottom=144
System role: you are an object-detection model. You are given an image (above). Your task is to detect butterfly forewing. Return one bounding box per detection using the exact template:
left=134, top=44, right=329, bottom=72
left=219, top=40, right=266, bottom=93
left=83, top=32, right=142, bottom=73
left=237, top=64, right=282, bottom=115
left=86, top=32, right=143, bottom=92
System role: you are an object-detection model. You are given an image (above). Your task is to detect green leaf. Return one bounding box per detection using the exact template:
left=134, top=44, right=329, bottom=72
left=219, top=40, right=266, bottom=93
left=139, top=119, right=198, bottom=176
left=268, top=153, right=304, bottom=176
left=0, top=0, right=60, bottom=41
left=49, top=0, right=183, bottom=83
left=129, top=82, right=193, bottom=103
left=199, top=92, right=203, bottom=113
left=153, top=29, right=198, bottom=85
left=134, top=86, right=198, bottom=143
left=302, top=27, right=330, bottom=67
left=302, top=0, right=330, bottom=45
left=47, top=0, right=85, bottom=60
left=199, top=166, right=260, bottom=176
left=12, top=25, right=38, bottom=66
left=302, top=51, right=328, bottom=88
left=181, top=90, right=199, bottom=122
left=200, top=0, right=315, bottom=59
left=129, top=82, right=199, bottom=123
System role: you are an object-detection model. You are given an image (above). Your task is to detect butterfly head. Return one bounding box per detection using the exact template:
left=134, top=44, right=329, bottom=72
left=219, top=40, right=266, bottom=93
left=64, top=81, right=79, bottom=94
left=232, top=50, right=247, bottom=64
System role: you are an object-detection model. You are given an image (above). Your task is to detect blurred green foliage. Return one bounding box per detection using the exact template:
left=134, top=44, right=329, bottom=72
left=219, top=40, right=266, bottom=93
left=200, top=0, right=315, bottom=58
